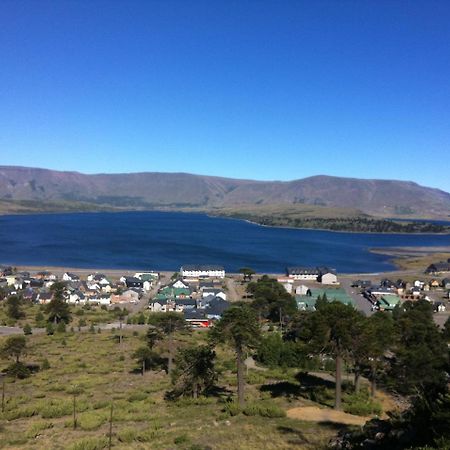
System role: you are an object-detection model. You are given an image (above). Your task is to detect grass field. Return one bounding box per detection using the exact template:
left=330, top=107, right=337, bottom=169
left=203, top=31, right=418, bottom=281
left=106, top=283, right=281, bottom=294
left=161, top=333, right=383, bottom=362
left=0, top=327, right=367, bottom=450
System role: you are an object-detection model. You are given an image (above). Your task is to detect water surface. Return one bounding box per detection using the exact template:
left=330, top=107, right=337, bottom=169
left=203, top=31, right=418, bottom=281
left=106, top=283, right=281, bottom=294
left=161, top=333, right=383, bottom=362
left=0, top=211, right=449, bottom=273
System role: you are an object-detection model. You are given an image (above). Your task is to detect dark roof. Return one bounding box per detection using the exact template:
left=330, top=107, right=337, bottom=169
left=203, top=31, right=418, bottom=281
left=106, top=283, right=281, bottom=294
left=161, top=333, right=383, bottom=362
left=184, top=309, right=207, bottom=320
left=182, top=265, right=225, bottom=271
left=205, top=298, right=231, bottom=316
left=287, top=267, right=320, bottom=275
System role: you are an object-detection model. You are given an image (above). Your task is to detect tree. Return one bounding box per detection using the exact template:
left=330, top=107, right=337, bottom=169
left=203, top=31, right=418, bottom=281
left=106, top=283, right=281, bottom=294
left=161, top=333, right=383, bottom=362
left=46, top=282, right=71, bottom=324
left=6, top=295, right=24, bottom=320
left=148, top=312, right=188, bottom=374
left=168, top=345, right=217, bottom=399
left=388, top=300, right=448, bottom=395
left=248, top=275, right=297, bottom=323
left=299, top=302, right=363, bottom=410
left=132, top=346, right=164, bottom=375
left=239, top=267, right=255, bottom=282
left=1, top=335, right=26, bottom=363
left=210, top=305, right=261, bottom=407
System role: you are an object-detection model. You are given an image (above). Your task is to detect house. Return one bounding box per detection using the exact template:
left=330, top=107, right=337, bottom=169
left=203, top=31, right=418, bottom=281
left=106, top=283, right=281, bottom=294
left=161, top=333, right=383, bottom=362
left=411, top=287, right=422, bottom=297
left=434, top=302, right=446, bottom=312
left=123, top=277, right=144, bottom=289
left=63, top=272, right=80, bottom=282
left=280, top=282, right=293, bottom=294
left=174, top=298, right=197, bottom=311
left=351, top=280, right=372, bottom=289
left=205, top=298, right=231, bottom=320
left=442, top=278, right=450, bottom=290
left=430, top=279, right=441, bottom=289
left=68, top=291, right=86, bottom=304
left=319, top=271, right=338, bottom=285
left=295, top=288, right=354, bottom=311
left=377, top=295, right=401, bottom=311
left=295, top=285, right=309, bottom=296
left=37, top=292, right=53, bottom=304
left=426, top=261, right=450, bottom=274
left=111, top=289, right=139, bottom=304
left=183, top=309, right=210, bottom=328
left=149, top=299, right=175, bottom=312
left=287, top=267, right=320, bottom=281
left=172, top=279, right=189, bottom=289
left=134, top=272, right=159, bottom=281
left=180, top=265, right=225, bottom=279
left=201, top=287, right=226, bottom=300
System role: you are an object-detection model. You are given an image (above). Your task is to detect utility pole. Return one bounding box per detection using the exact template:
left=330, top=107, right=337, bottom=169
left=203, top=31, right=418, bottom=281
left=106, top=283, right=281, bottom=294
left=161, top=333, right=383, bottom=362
left=108, top=402, right=114, bottom=450
left=1, top=375, right=5, bottom=413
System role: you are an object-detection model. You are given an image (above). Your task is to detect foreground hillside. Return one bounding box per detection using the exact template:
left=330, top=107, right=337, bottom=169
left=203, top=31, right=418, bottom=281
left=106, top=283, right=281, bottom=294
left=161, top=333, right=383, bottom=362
left=1, top=166, right=449, bottom=218
left=0, top=328, right=345, bottom=450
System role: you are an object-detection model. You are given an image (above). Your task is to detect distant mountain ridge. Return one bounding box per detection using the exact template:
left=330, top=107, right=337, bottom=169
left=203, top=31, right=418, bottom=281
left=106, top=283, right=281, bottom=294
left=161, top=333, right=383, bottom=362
left=0, top=165, right=449, bottom=218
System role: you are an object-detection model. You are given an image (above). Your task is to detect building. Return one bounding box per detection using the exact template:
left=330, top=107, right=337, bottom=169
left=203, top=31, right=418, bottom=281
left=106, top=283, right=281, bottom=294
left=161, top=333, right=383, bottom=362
left=286, top=267, right=320, bottom=281
left=180, top=265, right=225, bottom=279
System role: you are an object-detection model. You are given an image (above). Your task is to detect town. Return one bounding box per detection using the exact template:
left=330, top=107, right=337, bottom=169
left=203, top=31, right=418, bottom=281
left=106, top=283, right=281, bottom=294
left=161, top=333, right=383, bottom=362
left=1, top=259, right=450, bottom=330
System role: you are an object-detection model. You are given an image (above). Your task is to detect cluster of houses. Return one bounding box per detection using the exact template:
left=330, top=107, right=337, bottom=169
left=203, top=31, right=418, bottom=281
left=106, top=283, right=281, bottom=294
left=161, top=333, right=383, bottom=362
left=353, top=277, right=450, bottom=312
left=149, top=265, right=230, bottom=327
left=0, top=266, right=159, bottom=307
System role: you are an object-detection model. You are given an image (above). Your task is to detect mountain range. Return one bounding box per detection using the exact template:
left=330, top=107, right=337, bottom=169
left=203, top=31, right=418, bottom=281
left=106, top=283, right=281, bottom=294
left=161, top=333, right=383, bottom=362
left=0, top=165, right=449, bottom=218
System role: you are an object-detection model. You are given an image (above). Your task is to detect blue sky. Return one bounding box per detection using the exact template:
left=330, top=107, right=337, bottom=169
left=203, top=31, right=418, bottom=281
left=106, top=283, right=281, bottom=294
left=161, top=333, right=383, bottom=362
left=1, top=0, right=449, bottom=191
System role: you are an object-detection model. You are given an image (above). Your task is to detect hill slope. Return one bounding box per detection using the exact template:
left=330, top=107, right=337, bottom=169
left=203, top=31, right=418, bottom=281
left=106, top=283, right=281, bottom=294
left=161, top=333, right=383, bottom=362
left=0, top=166, right=449, bottom=218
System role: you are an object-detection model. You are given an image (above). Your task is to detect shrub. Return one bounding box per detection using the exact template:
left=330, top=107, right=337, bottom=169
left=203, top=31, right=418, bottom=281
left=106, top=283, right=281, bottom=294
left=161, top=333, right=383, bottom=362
left=6, top=362, right=31, bottom=379
left=46, top=323, right=55, bottom=335
left=343, top=390, right=382, bottom=416
left=78, top=411, right=107, bottom=430
left=128, top=391, right=147, bottom=402
left=174, top=434, right=190, bottom=445
left=223, top=401, right=241, bottom=416
left=39, top=399, right=72, bottom=418
left=41, top=358, right=50, bottom=370
left=242, top=401, right=286, bottom=418
left=56, top=321, right=66, bottom=333
left=26, top=421, right=54, bottom=438
left=23, top=324, right=32, bottom=335
left=69, top=437, right=109, bottom=450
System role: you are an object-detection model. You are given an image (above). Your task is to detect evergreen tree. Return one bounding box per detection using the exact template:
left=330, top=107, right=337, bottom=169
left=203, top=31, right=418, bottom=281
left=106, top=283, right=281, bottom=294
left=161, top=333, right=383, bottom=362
left=168, top=345, right=217, bottom=399
left=46, top=282, right=71, bottom=324
left=210, top=305, right=261, bottom=407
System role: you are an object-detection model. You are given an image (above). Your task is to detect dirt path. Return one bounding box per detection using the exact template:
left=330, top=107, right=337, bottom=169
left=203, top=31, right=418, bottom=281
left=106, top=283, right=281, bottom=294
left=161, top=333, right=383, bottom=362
left=287, top=406, right=369, bottom=426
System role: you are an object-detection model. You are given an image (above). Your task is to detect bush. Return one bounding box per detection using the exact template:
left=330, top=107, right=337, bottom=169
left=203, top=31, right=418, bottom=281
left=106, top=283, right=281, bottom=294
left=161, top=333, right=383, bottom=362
left=56, top=322, right=66, bottom=333
left=223, top=401, right=241, bottom=416
left=128, top=391, right=147, bottom=402
left=69, top=437, right=109, bottom=450
left=26, top=420, right=53, bottom=438
left=174, top=434, right=190, bottom=445
left=78, top=411, right=106, bottom=431
left=242, top=401, right=286, bottom=418
left=41, top=358, right=51, bottom=370
left=46, top=323, right=55, bottom=335
left=23, top=324, right=32, bottom=335
left=6, top=362, right=31, bottom=379
left=39, top=400, right=72, bottom=418
left=343, top=390, right=382, bottom=416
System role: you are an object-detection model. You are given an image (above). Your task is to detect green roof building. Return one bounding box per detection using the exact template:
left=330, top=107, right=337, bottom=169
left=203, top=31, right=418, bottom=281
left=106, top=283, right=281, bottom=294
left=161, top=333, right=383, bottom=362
left=296, top=288, right=355, bottom=311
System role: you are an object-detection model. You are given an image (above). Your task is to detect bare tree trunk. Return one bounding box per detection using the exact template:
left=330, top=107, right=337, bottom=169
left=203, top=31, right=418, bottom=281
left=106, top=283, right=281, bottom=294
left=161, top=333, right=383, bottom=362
left=354, top=367, right=361, bottom=393
left=335, top=354, right=342, bottom=410
left=371, top=363, right=376, bottom=397
left=142, top=359, right=145, bottom=376
left=193, top=382, right=198, bottom=399
left=168, top=334, right=174, bottom=375
left=236, top=348, right=245, bottom=408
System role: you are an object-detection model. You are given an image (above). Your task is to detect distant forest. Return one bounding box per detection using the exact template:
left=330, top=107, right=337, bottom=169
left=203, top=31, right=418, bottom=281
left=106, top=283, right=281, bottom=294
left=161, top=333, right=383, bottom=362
left=229, top=215, right=450, bottom=233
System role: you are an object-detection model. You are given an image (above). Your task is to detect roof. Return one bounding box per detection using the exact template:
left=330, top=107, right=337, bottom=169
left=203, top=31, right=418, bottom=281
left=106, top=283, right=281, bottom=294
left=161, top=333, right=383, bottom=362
left=287, top=267, right=320, bottom=275
left=296, top=288, right=354, bottom=309
left=181, top=265, right=225, bottom=271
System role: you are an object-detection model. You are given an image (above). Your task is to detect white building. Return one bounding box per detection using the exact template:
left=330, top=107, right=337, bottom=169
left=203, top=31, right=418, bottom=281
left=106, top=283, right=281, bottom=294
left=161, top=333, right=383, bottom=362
left=287, top=268, right=320, bottom=281
left=180, top=265, right=225, bottom=279
left=321, top=272, right=338, bottom=285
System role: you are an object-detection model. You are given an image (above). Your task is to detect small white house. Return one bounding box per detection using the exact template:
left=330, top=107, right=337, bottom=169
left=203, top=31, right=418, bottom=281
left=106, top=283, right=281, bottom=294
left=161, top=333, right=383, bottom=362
left=295, top=285, right=309, bottom=296
left=321, top=272, right=338, bottom=285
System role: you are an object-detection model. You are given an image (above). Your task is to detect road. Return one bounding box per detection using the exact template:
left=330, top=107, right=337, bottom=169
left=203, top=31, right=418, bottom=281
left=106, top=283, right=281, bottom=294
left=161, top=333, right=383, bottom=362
left=339, top=277, right=374, bottom=316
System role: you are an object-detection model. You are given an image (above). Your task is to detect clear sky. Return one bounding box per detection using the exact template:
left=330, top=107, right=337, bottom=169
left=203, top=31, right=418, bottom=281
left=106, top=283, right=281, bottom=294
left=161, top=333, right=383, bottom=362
left=1, top=0, right=449, bottom=191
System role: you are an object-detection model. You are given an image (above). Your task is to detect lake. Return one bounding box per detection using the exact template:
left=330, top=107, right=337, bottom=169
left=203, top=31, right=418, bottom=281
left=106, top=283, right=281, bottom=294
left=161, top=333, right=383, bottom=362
left=0, top=211, right=449, bottom=273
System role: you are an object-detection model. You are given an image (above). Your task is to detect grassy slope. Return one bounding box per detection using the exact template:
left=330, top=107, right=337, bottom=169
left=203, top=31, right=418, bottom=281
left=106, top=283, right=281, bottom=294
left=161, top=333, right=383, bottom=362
left=0, top=324, right=365, bottom=450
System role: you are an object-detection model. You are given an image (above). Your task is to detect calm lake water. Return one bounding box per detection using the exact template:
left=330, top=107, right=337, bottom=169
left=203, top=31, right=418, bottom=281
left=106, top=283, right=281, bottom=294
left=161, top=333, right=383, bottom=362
left=0, top=211, right=449, bottom=273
